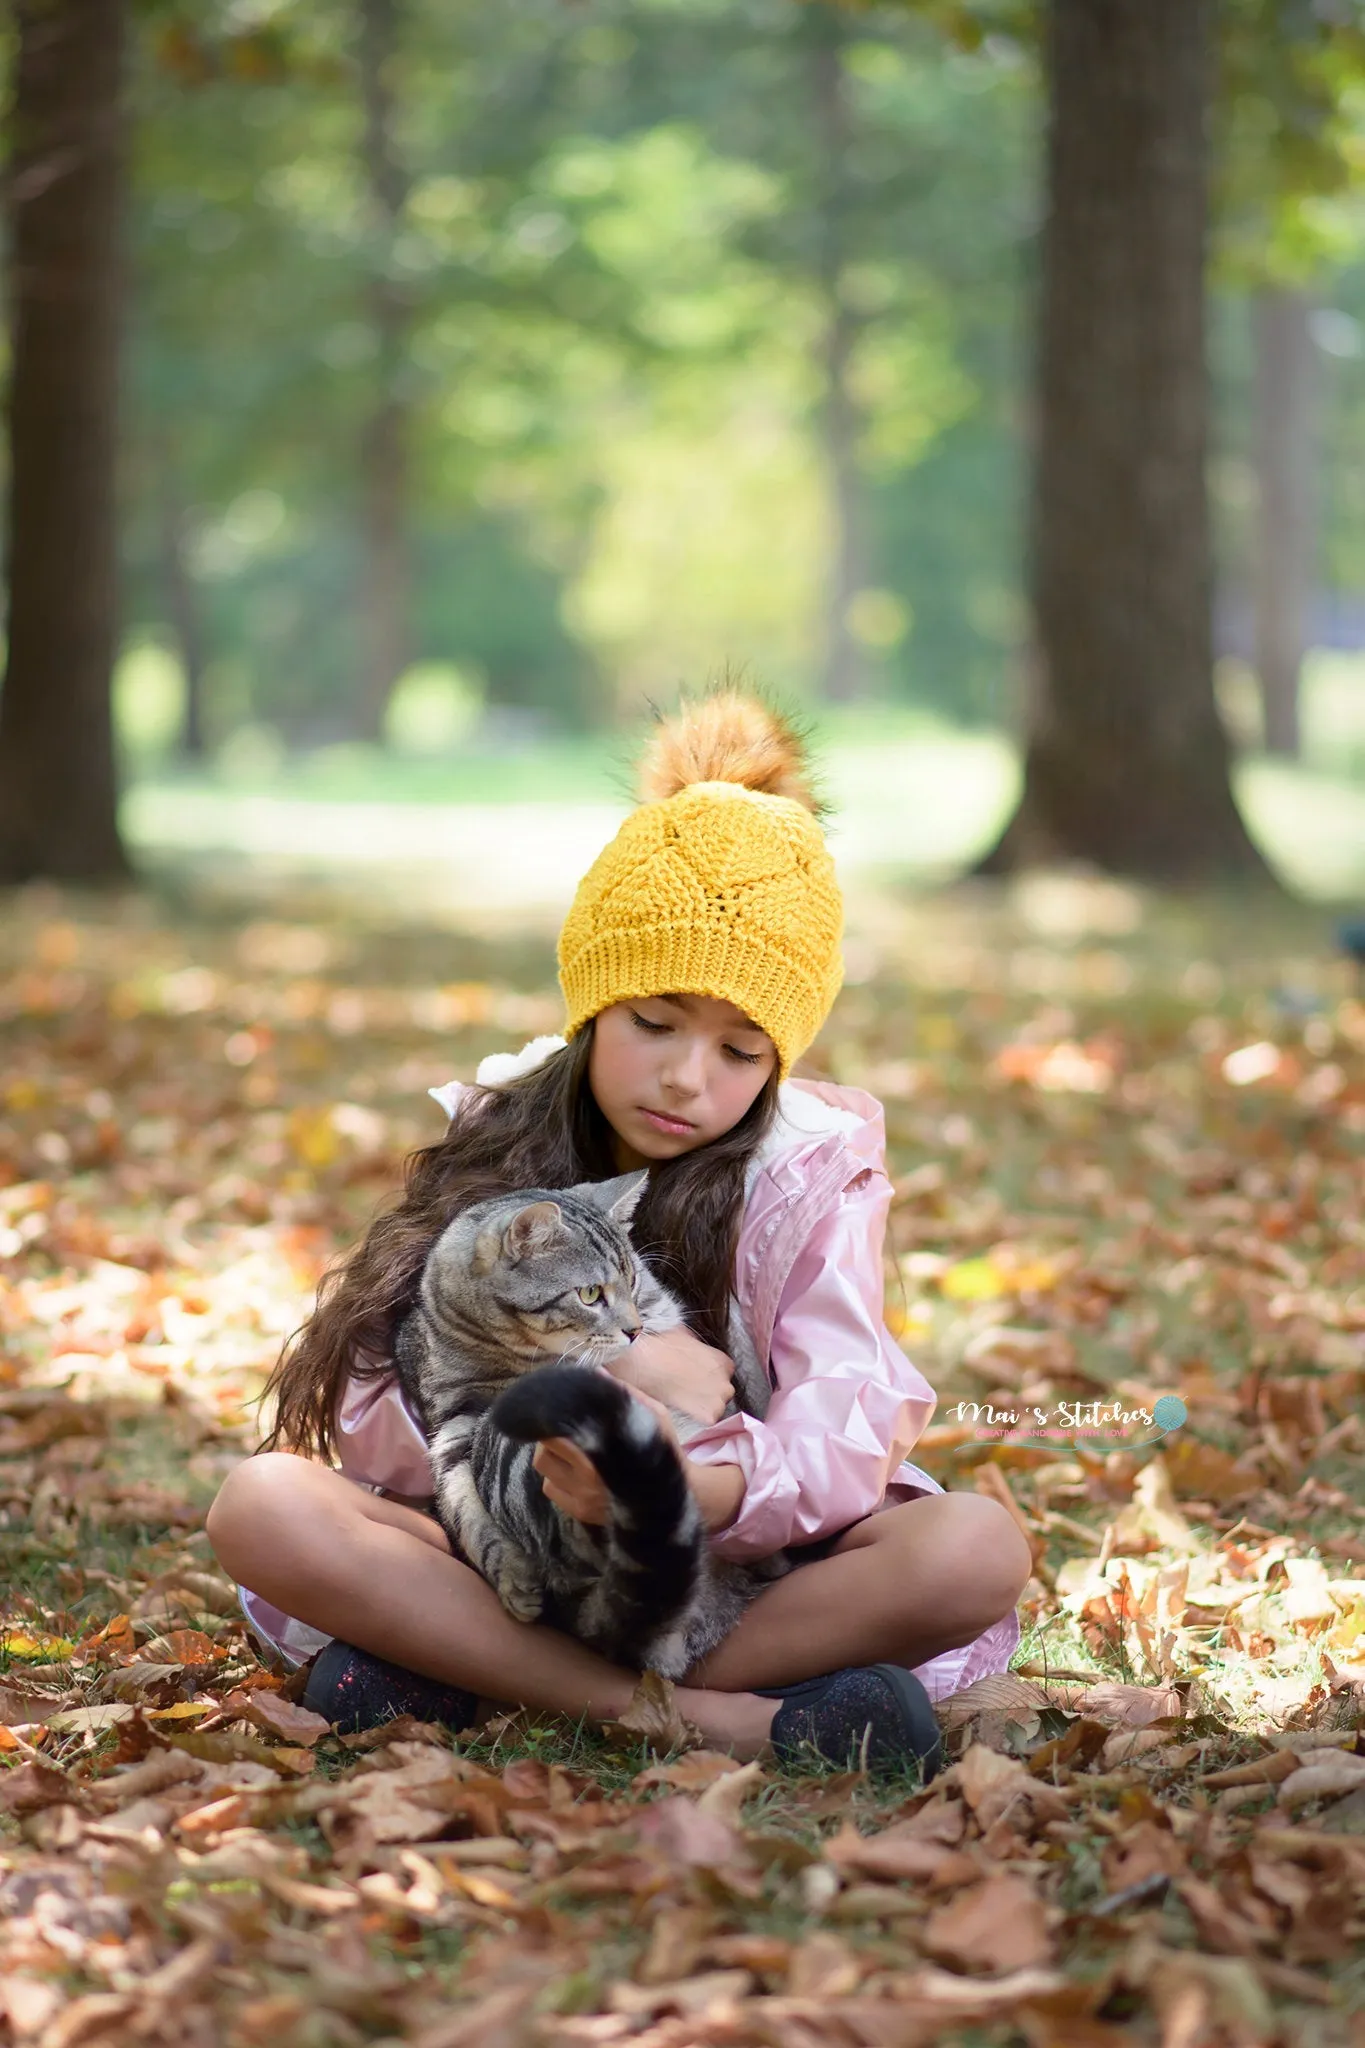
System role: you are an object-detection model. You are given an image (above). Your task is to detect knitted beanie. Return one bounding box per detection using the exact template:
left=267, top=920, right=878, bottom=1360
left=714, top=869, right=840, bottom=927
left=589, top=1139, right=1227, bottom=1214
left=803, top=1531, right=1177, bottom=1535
left=557, top=694, right=844, bottom=1077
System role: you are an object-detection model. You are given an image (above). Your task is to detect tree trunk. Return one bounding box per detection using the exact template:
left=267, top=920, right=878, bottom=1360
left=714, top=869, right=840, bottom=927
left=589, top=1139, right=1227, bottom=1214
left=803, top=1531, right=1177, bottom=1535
left=355, top=0, right=411, bottom=745
left=980, top=0, right=1269, bottom=884
left=811, top=20, right=866, bottom=705
left=156, top=449, right=208, bottom=759
left=0, top=0, right=129, bottom=882
left=1253, top=288, right=1317, bottom=760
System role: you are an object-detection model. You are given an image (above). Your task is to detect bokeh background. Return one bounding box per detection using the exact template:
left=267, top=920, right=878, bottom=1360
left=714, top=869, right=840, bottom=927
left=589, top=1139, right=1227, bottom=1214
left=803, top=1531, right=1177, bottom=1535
left=2, top=0, right=1365, bottom=909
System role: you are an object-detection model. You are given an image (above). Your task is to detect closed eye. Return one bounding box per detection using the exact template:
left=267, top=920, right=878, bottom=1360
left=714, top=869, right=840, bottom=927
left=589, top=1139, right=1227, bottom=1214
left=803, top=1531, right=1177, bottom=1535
left=631, top=1008, right=764, bottom=1065
left=577, top=1284, right=604, bottom=1305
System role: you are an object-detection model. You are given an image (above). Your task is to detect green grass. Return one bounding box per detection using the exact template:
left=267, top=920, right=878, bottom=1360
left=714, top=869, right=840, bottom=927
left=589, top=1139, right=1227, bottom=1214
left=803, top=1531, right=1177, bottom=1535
left=122, top=717, right=1365, bottom=902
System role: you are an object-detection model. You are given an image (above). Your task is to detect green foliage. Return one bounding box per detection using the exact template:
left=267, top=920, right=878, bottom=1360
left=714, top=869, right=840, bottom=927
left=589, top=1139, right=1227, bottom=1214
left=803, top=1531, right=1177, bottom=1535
left=1217, top=0, right=1365, bottom=283
left=117, top=0, right=1365, bottom=752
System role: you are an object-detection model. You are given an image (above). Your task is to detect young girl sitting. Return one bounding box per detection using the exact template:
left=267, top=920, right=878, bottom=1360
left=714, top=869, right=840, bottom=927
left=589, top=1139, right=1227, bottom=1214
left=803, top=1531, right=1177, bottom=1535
left=207, top=695, right=1030, bottom=1768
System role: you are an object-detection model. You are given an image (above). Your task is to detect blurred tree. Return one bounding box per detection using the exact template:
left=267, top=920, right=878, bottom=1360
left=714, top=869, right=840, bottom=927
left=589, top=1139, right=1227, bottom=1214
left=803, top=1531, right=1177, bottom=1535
left=355, top=0, right=413, bottom=742
left=640, top=3, right=1028, bottom=714
left=1253, top=287, right=1317, bottom=758
left=809, top=5, right=868, bottom=704
left=1215, top=0, right=1365, bottom=764
left=0, top=0, right=129, bottom=881
left=980, top=0, right=1266, bottom=881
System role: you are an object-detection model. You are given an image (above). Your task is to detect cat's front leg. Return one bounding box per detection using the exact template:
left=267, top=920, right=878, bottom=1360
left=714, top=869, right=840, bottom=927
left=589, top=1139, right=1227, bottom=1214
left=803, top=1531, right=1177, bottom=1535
left=434, top=1458, right=545, bottom=1626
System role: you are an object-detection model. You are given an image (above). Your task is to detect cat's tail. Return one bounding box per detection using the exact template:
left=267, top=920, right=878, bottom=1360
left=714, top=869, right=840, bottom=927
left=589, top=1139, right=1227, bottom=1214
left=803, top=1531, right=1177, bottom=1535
left=489, top=1365, right=704, bottom=1663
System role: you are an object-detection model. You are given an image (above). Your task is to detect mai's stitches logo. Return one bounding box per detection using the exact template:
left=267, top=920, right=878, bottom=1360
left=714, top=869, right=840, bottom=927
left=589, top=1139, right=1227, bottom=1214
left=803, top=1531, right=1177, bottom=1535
left=950, top=1394, right=1189, bottom=1446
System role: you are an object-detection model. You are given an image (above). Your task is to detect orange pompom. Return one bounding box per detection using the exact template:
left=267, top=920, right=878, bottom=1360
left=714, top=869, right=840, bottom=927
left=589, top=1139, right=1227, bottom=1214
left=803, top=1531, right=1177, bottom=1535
left=638, top=691, right=821, bottom=815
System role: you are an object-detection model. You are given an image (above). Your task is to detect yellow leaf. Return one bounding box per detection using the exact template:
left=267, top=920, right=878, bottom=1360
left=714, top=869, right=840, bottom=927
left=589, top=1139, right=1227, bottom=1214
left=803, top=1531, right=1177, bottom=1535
left=147, top=1701, right=218, bottom=1721
left=1, top=1632, right=76, bottom=1661
left=286, top=1106, right=341, bottom=1172
left=1328, top=1597, right=1365, bottom=1653
left=940, top=1255, right=1061, bottom=1302
left=917, top=1014, right=958, bottom=1053
left=940, top=1258, right=1008, bottom=1302
left=884, top=1304, right=931, bottom=1340
left=1006, top=1260, right=1062, bottom=1294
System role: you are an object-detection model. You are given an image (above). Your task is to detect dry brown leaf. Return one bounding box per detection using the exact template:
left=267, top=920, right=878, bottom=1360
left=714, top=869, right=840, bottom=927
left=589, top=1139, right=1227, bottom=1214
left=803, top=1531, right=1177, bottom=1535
left=695, top=1757, right=764, bottom=1823
left=637, top=1903, right=714, bottom=1984
left=139, top=1627, right=221, bottom=1667
left=0, top=1974, right=65, bottom=2040
left=601, top=1670, right=703, bottom=1755
left=607, top=1970, right=754, bottom=2021
left=0, top=1761, right=82, bottom=1815
left=824, top=1819, right=974, bottom=1885
left=1277, top=1754, right=1365, bottom=1809
left=633, top=1750, right=744, bottom=1795
left=224, top=1688, right=331, bottom=1746
left=1108, top=1457, right=1200, bottom=1555
left=1074, top=1682, right=1182, bottom=1728
left=786, top=1930, right=863, bottom=1998
left=923, top=1874, right=1053, bottom=1975
left=636, top=1795, right=745, bottom=1871
left=957, top=1742, right=1037, bottom=1831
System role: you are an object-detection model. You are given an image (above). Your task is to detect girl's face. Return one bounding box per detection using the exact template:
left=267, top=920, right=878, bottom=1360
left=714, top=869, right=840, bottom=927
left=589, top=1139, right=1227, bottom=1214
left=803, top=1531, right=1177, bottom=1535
left=589, top=996, right=777, bottom=1171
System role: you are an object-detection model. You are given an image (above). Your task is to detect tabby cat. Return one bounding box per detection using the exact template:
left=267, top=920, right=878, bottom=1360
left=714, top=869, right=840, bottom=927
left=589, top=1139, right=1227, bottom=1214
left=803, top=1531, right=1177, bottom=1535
left=392, top=1174, right=788, bottom=1678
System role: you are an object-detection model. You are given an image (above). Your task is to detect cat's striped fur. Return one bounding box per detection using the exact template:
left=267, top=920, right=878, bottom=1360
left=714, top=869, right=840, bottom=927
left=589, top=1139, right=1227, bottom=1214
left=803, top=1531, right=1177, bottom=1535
left=392, top=1173, right=788, bottom=1678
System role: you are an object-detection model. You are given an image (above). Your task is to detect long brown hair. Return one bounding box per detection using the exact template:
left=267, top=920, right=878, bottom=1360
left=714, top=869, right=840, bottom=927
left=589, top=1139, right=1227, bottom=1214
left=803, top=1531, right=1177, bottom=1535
left=261, top=1021, right=779, bottom=1461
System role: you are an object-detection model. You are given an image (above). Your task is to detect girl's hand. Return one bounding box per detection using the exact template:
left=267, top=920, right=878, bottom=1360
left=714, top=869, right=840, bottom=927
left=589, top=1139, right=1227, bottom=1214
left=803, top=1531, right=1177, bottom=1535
left=608, top=1326, right=734, bottom=1423
left=532, top=1436, right=611, bottom=1525
left=533, top=1389, right=683, bottom=1524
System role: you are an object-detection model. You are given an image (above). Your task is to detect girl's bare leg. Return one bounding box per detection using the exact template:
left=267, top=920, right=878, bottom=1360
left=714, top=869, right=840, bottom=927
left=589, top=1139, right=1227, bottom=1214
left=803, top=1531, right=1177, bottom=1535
left=207, top=1459, right=1029, bottom=1750
left=206, top=1454, right=777, bottom=1755
left=688, top=1494, right=1033, bottom=1692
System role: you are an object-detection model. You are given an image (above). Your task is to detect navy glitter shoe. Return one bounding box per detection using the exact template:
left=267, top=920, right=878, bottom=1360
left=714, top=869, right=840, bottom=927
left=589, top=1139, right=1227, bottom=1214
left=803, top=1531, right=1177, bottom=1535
left=758, top=1664, right=944, bottom=1777
left=302, top=1640, right=482, bottom=1736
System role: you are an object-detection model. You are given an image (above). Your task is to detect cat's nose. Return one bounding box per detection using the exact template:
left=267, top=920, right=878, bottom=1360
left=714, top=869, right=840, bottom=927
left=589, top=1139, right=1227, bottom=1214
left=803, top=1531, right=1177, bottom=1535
left=623, top=1322, right=642, bottom=1344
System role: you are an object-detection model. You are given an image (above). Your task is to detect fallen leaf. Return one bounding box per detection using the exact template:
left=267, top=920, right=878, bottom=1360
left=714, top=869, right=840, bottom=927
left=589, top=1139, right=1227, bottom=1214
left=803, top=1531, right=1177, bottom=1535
left=924, top=1873, right=1053, bottom=1974
left=601, top=1670, right=703, bottom=1755
left=636, top=1795, right=745, bottom=1870
left=0, top=1761, right=82, bottom=1814
left=633, top=1751, right=744, bottom=1794
left=1277, top=1754, right=1365, bottom=1809
left=1074, top=1683, right=1182, bottom=1728
left=223, top=1689, right=331, bottom=1746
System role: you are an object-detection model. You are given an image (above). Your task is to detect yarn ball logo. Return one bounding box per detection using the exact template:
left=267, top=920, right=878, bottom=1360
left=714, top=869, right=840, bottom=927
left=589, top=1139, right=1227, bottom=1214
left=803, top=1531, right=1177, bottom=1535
left=1148, top=1394, right=1189, bottom=1442
left=949, top=1391, right=1190, bottom=1449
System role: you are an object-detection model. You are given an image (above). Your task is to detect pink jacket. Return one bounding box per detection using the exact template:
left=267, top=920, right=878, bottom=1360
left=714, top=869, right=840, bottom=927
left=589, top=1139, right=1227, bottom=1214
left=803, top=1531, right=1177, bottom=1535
left=241, top=1067, right=1020, bottom=1699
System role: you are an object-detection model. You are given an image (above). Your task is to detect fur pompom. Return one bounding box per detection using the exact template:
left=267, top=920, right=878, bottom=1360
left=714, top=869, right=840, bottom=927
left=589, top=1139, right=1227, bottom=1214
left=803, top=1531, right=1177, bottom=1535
left=638, top=692, right=821, bottom=814
left=475, top=1035, right=567, bottom=1087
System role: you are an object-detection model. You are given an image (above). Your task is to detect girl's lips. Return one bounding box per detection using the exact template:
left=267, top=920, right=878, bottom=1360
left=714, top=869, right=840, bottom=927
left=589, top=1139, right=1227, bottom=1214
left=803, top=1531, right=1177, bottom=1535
left=639, top=1106, right=695, bottom=1136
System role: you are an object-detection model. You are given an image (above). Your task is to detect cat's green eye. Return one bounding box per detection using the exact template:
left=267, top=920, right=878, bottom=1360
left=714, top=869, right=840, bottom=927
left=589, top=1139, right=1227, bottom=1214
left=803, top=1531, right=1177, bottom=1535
left=577, top=1284, right=604, bottom=1306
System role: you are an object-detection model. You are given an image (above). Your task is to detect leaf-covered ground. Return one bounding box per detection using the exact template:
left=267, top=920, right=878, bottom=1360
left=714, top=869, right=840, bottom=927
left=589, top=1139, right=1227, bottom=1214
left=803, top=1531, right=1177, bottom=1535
left=1, top=874, right=1364, bottom=2047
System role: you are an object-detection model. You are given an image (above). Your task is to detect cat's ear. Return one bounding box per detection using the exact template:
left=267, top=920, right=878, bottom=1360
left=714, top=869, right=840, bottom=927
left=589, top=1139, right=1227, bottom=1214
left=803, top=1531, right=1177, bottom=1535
left=502, top=1200, right=565, bottom=1262
left=576, top=1171, right=648, bottom=1228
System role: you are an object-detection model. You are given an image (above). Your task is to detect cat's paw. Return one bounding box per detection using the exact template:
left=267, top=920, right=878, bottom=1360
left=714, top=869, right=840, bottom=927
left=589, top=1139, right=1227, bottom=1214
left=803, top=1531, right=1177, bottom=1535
left=483, top=1543, right=543, bottom=1624
left=495, top=1564, right=544, bottom=1626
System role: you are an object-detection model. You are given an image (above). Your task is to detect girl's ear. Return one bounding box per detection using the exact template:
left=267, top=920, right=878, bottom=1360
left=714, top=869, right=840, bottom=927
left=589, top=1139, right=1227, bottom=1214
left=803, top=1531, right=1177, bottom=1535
left=575, top=1171, right=649, bottom=1227
left=502, top=1200, right=565, bottom=1262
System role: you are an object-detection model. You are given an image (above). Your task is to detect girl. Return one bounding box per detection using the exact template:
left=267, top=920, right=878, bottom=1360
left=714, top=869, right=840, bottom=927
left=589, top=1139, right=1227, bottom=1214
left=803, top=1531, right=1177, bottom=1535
left=207, top=696, right=1030, bottom=1768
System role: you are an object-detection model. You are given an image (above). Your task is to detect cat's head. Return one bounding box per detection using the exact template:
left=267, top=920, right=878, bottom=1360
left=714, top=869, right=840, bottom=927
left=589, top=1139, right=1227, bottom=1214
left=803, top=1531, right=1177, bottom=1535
left=424, top=1173, right=650, bottom=1370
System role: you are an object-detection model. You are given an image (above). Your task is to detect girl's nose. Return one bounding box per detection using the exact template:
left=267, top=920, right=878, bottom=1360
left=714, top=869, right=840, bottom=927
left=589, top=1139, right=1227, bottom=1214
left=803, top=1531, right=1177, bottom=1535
left=662, top=1040, right=706, bottom=1096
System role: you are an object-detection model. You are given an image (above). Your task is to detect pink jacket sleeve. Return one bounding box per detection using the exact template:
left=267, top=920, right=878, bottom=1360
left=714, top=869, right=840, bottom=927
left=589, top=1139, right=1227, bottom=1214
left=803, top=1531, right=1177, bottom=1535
left=333, top=1371, right=434, bottom=1502
left=684, top=1171, right=937, bottom=1560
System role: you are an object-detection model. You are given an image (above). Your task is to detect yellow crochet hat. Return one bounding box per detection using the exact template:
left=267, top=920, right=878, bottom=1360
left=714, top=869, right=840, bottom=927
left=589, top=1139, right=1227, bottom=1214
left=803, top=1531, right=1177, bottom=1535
left=557, top=694, right=844, bottom=1077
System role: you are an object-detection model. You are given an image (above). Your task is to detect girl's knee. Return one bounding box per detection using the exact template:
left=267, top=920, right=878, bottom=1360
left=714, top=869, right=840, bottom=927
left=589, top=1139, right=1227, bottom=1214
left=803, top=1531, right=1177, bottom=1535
left=205, top=1452, right=313, bottom=1575
left=943, top=1493, right=1034, bottom=1610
